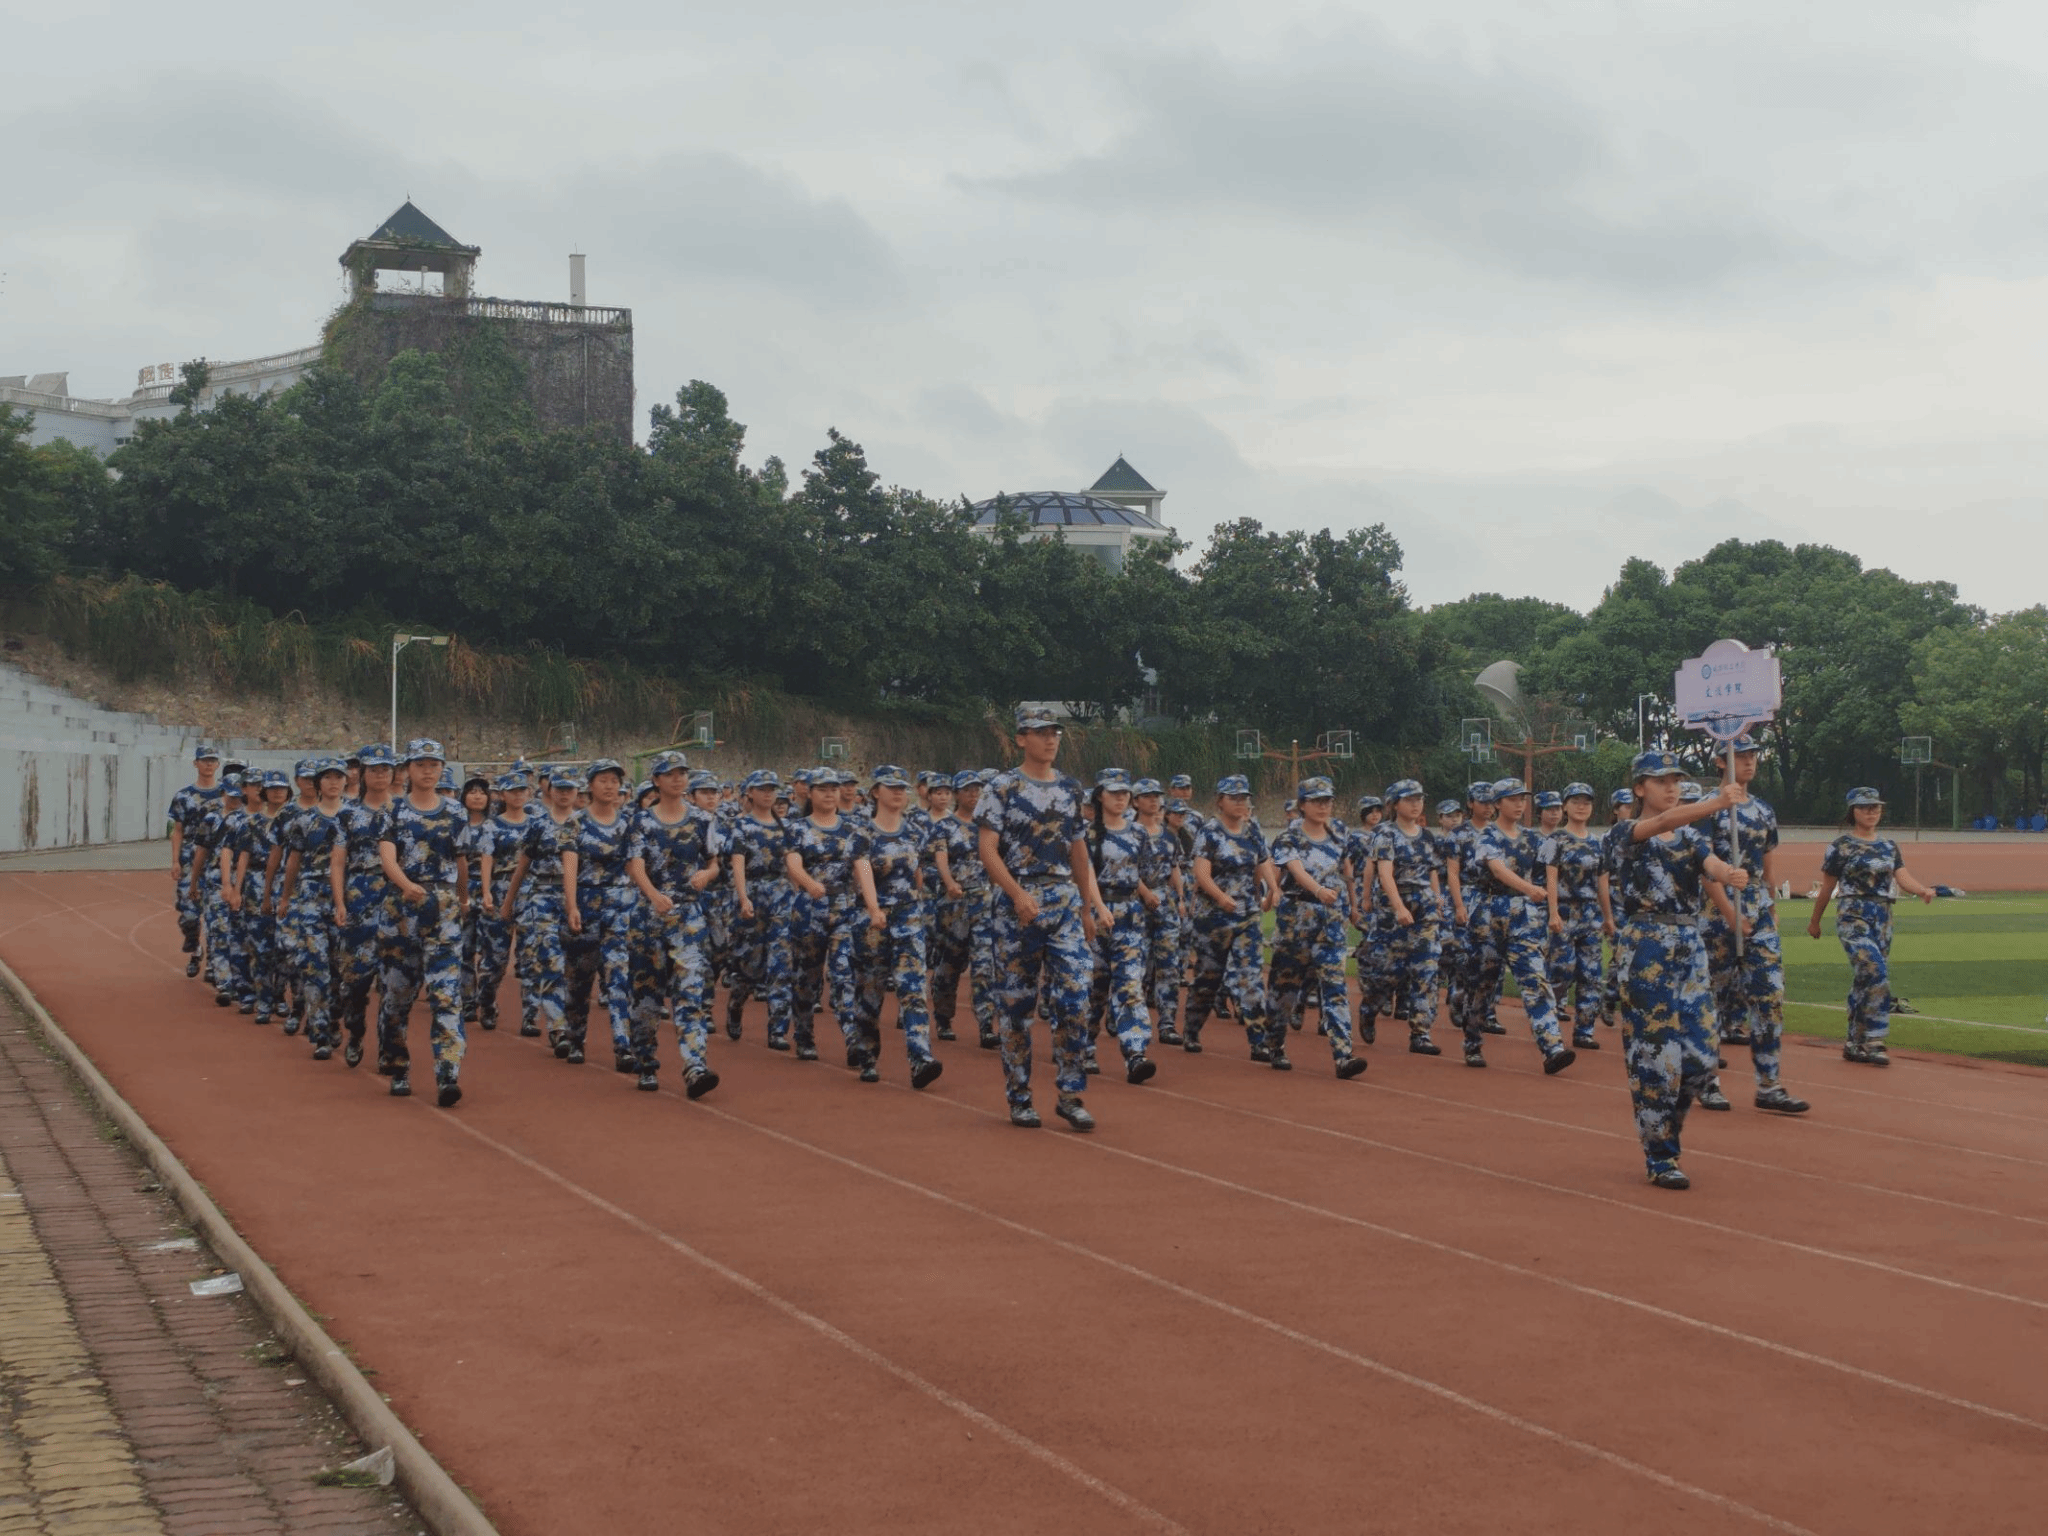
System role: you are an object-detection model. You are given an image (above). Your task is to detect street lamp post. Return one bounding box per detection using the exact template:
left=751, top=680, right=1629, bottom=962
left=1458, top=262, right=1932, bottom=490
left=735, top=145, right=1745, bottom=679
left=390, top=634, right=450, bottom=748
left=1635, top=693, right=1659, bottom=750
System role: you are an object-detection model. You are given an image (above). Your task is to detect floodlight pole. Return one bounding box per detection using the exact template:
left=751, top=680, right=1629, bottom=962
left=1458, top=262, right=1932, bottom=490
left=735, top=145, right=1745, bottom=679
left=390, top=633, right=449, bottom=748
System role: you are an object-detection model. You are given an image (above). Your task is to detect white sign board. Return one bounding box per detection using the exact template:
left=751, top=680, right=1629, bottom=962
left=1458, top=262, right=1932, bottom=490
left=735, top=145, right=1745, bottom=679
left=1673, top=638, right=1782, bottom=741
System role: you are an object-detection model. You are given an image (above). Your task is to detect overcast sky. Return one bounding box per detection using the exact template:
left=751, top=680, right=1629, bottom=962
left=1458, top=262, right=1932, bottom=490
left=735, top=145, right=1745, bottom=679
left=8, top=0, right=2048, bottom=614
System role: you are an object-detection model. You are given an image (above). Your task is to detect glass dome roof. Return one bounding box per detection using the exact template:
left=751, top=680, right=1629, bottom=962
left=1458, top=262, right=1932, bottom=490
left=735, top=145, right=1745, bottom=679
left=969, top=491, right=1165, bottom=530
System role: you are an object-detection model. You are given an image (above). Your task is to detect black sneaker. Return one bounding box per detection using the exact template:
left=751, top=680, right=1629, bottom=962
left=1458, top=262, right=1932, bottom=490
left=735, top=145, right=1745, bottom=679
left=1359, top=1020, right=1377, bottom=1046
left=766, top=1037, right=791, bottom=1053
left=1182, top=1033, right=1204, bottom=1054
left=214, top=991, right=233, bottom=1008
left=1249, top=1045, right=1272, bottom=1064
left=1891, top=997, right=1919, bottom=1016
left=795, top=1042, right=819, bottom=1062
left=1269, top=1050, right=1293, bottom=1072
left=685, top=1067, right=720, bottom=1099
left=376, top=1056, right=397, bottom=1077
left=1842, top=1042, right=1870, bottom=1063
left=312, top=1045, right=332, bottom=1061
left=1755, top=1085, right=1810, bottom=1114
left=846, top=1045, right=865, bottom=1069
left=1543, top=1048, right=1577, bottom=1076
left=1409, top=1036, right=1442, bottom=1056
left=1651, top=1168, right=1691, bottom=1190
left=724, top=1006, right=743, bottom=1041
left=1158, top=1025, right=1184, bottom=1046
left=238, top=1000, right=255, bottom=1015
left=566, top=1045, right=585, bottom=1065
left=519, top=1023, right=541, bottom=1038
left=614, top=1051, right=636, bottom=1075
left=480, top=1015, right=498, bottom=1032
left=1573, top=1034, right=1601, bottom=1051
left=1010, top=1101, right=1041, bottom=1128
left=1865, top=1045, right=1891, bottom=1067
left=437, top=1076, right=462, bottom=1109
left=552, top=1034, right=571, bottom=1059
left=1716, top=1053, right=1727, bottom=1069
left=911, top=1058, right=944, bottom=1091
left=281, top=1018, right=300, bottom=1038
left=1464, top=1045, right=1487, bottom=1068
left=1126, top=1055, right=1156, bottom=1085
left=1722, top=1027, right=1753, bottom=1046
left=1481, top=1020, right=1506, bottom=1036
left=1289, top=1015, right=1303, bottom=1031
left=859, top=1061, right=880, bottom=1083
left=936, top=1024, right=957, bottom=1041
left=185, top=956, right=201, bottom=978
left=344, top=1040, right=363, bottom=1069
left=1055, top=1095, right=1095, bottom=1132
left=389, top=1074, right=411, bottom=1098
left=1335, top=1056, right=1368, bottom=1080
left=1082, top=1053, right=1101, bottom=1076
left=1697, top=1085, right=1732, bottom=1111
left=637, top=1072, right=660, bottom=1092
left=978, top=1030, right=999, bottom=1051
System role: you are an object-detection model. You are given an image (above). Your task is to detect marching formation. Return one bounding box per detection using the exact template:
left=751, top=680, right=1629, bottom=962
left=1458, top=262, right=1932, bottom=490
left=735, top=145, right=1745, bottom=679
left=164, top=711, right=1925, bottom=1189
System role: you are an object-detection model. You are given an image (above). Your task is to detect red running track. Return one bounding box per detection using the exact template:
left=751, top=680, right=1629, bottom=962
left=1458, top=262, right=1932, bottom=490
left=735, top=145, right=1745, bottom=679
left=2, top=869, right=2044, bottom=1536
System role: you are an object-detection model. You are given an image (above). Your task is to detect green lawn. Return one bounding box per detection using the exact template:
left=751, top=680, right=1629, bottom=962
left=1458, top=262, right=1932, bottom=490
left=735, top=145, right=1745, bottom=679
left=1781, top=892, right=2048, bottom=1067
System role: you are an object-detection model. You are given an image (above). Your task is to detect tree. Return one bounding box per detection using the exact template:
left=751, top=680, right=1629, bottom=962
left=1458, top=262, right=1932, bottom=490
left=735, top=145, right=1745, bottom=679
left=1904, top=608, right=2048, bottom=812
left=0, top=403, right=104, bottom=588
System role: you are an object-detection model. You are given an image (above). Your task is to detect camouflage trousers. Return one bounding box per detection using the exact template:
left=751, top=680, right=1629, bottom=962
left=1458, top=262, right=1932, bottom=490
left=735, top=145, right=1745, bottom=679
left=1381, top=890, right=1444, bottom=1040
left=1185, top=905, right=1271, bottom=1051
left=175, top=846, right=201, bottom=953
left=1438, top=907, right=1470, bottom=1034
left=1087, top=897, right=1154, bottom=1062
left=1470, top=896, right=1565, bottom=1056
left=517, top=893, right=568, bottom=1037
left=787, top=892, right=860, bottom=1048
left=990, top=881, right=1092, bottom=1105
left=1834, top=898, right=1894, bottom=1048
left=567, top=885, right=637, bottom=1054
left=1143, top=899, right=1181, bottom=1036
left=1353, top=908, right=1394, bottom=1021
left=629, top=898, right=712, bottom=1075
left=1269, top=899, right=1356, bottom=1062
left=1454, top=899, right=1508, bottom=1037
left=335, top=876, right=394, bottom=1046
left=199, top=873, right=235, bottom=994
left=929, top=887, right=997, bottom=1038
left=1548, top=901, right=1605, bottom=1042
left=726, top=880, right=794, bottom=1041
left=1704, top=897, right=1785, bottom=1086
left=472, top=902, right=514, bottom=1028
left=377, top=886, right=466, bottom=1075
left=277, top=894, right=335, bottom=1046
left=1616, top=916, right=1717, bottom=1178
left=844, top=900, right=936, bottom=1067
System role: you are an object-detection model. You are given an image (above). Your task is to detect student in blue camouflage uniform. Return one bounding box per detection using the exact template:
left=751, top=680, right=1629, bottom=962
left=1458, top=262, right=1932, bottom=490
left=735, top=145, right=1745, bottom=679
left=1548, top=783, right=1606, bottom=1052
left=1809, top=787, right=1935, bottom=1066
left=1607, top=751, right=1753, bottom=1188
left=376, top=740, right=471, bottom=1106
left=456, top=774, right=494, bottom=1029
left=1598, top=787, right=1634, bottom=1027
left=915, top=775, right=956, bottom=1036
left=330, top=744, right=398, bottom=1069
left=1184, top=774, right=1282, bottom=1064
left=207, top=777, right=256, bottom=1009
left=1130, top=779, right=1186, bottom=1048
left=1446, top=782, right=1496, bottom=1044
left=1373, top=780, right=1448, bottom=1056
left=1346, top=794, right=1391, bottom=1038
left=1700, top=739, right=1808, bottom=1112
left=500, top=769, right=580, bottom=1055
left=1271, top=778, right=1369, bottom=1078
left=976, top=709, right=1114, bottom=1130
left=1469, top=778, right=1575, bottom=1073
left=231, top=772, right=291, bottom=1024
left=725, top=771, right=797, bottom=1047
left=930, top=769, right=999, bottom=1051
left=186, top=774, right=244, bottom=1007
left=786, top=766, right=861, bottom=1061
left=168, top=745, right=225, bottom=976
left=624, top=751, right=722, bottom=1096
left=1429, top=799, right=1466, bottom=1047
left=275, top=760, right=348, bottom=1057
left=1082, top=769, right=1161, bottom=1084
left=563, top=759, right=641, bottom=1072
left=471, top=772, right=533, bottom=1035
left=686, top=771, right=735, bottom=984
left=840, top=765, right=945, bottom=1089
left=1166, top=775, right=1201, bottom=1003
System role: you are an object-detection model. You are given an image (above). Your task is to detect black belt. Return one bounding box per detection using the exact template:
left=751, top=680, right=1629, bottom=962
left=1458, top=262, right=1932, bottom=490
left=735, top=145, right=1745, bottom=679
left=1623, top=911, right=1698, bottom=927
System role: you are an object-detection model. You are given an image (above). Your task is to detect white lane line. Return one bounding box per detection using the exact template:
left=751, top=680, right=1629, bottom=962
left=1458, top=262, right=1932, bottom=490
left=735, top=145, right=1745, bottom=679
left=1783, top=999, right=2048, bottom=1037
left=435, top=1114, right=1193, bottom=1535
left=772, top=1081, right=2048, bottom=1437
left=1147, top=1082, right=2048, bottom=1314
left=678, top=1095, right=1819, bottom=1535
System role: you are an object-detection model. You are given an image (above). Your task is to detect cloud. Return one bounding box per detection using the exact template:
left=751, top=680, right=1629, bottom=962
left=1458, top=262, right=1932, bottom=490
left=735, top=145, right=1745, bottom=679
left=984, top=26, right=1812, bottom=293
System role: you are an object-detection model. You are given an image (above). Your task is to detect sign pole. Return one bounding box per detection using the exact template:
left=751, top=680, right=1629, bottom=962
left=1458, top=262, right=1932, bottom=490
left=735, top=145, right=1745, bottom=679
left=1727, top=737, right=1744, bottom=958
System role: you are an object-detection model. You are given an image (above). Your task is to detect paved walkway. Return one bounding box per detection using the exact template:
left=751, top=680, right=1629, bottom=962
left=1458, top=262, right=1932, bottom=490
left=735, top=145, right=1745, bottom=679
left=0, top=848, right=166, bottom=875
left=0, top=993, right=417, bottom=1536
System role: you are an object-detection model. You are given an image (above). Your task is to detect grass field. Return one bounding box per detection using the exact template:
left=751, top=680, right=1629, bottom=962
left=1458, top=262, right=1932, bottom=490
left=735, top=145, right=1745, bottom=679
left=1781, top=890, right=2048, bottom=1068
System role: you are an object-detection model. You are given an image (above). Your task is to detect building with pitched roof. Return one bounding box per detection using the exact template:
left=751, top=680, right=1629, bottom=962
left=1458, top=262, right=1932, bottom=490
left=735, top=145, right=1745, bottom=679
left=6, top=202, right=634, bottom=450
left=966, top=457, right=1172, bottom=574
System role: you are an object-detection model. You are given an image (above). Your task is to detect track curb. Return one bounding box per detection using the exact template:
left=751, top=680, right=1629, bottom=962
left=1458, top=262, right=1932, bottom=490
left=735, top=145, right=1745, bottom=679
left=0, top=952, right=499, bottom=1536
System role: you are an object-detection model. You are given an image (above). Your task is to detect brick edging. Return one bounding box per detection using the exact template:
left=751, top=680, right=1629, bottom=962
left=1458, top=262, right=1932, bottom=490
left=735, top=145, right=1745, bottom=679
left=0, top=953, right=499, bottom=1536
